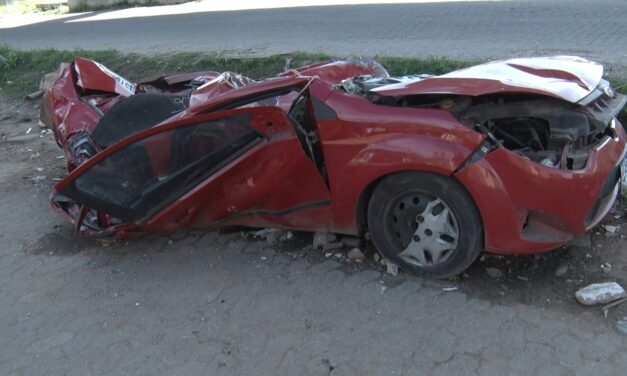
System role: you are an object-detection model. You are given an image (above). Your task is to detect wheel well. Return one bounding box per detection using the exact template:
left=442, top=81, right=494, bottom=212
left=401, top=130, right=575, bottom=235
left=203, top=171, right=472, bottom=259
left=355, top=171, right=484, bottom=241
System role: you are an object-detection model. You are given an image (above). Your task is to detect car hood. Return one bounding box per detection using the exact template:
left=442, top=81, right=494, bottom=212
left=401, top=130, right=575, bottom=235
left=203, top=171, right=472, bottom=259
left=372, top=56, right=604, bottom=103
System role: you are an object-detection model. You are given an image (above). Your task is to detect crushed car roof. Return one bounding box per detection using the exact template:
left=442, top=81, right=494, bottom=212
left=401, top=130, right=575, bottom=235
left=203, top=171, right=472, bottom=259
left=372, top=56, right=604, bottom=103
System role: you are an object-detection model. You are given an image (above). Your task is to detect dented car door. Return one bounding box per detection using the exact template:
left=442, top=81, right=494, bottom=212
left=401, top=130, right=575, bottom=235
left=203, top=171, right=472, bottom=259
left=52, top=102, right=331, bottom=236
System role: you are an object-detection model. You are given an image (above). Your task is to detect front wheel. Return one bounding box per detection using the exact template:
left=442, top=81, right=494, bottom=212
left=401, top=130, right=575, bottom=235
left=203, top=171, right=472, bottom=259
left=367, top=172, right=483, bottom=279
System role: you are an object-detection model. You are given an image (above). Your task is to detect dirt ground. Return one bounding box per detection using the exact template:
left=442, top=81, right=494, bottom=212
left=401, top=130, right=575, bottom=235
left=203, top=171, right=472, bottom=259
left=2, top=96, right=627, bottom=375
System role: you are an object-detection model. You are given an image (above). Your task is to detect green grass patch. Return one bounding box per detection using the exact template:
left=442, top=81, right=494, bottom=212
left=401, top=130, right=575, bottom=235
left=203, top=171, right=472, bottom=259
left=0, top=45, right=478, bottom=99
left=0, top=0, right=68, bottom=15
left=0, top=45, right=625, bottom=119
left=69, top=0, right=163, bottom=13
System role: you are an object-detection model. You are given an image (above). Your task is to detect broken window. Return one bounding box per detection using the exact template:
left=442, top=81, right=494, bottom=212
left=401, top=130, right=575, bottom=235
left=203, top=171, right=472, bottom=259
left=62, top=113, right=261, bottom=221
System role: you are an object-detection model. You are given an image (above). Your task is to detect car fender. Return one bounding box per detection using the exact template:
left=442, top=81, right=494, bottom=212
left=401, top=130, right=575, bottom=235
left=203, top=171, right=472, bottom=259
left=328, top=134, right=477, bottom=234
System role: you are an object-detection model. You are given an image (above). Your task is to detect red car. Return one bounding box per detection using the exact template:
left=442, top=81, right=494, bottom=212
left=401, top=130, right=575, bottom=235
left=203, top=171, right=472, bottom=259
left=41, top=56, right=627, bottom=278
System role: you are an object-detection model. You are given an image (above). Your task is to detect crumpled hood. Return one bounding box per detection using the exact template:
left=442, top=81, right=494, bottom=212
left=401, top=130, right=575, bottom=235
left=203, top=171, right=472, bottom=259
left=372, top=56, right=604, bottom=103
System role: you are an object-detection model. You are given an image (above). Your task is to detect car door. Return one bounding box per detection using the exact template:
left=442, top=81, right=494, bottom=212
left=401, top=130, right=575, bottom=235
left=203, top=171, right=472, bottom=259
left=53, top=101, right=331, bottom=235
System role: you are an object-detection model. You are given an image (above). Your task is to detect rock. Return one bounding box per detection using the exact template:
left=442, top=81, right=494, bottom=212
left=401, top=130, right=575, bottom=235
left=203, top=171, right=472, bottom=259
left=601, top=262, right=612, bottom=274
left=554, top=265, right=569, bottom=278
left=569, top=234, right=591, bottom=249
left=575, top=282, right=626, bottom=306
left=386, top=262, right=399, bottom=276
left=250, top=228, right=286, bottom=244
left=486, top=267, right=503, bottom=279
left=39, top=63, right=69, bottom=91
left=373, top=253, right=381, bottom=263
left=279, top=231, right=294, bottom=242
left=313, top=232, right=337, bottom=249
left=347, top=248, right=365, bottom=261
left=604, top=225, right=618, bottom=234
left=616, top=320, right=627, bottom=335
left=341, top=236, right=361, bottom=248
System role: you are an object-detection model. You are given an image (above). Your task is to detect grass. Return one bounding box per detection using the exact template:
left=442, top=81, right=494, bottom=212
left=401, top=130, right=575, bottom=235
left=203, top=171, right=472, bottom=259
left=69, top=0, right=164, bottom=12
left=0, top=45, right=624, bottom=119
left=0, top=45, right=481, bottom=99
left=0, top=0, right=68, bottom=14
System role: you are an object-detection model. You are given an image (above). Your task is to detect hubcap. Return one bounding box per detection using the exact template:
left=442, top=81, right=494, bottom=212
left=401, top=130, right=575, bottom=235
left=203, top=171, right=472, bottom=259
left=389, top=195, right=459, bottom=267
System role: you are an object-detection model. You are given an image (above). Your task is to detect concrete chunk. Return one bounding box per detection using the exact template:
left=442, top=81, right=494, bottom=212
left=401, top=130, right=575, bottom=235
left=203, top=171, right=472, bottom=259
left=575, top=282, right=626, bottom=306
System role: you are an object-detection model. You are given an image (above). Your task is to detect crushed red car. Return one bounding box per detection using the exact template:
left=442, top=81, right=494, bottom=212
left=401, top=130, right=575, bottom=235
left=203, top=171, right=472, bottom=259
left=41, top=56, right=627, bottom=278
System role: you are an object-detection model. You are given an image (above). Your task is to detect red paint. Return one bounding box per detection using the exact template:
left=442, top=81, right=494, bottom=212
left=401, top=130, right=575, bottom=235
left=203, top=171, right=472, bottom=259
left=43, top=57, right=626, bottom=258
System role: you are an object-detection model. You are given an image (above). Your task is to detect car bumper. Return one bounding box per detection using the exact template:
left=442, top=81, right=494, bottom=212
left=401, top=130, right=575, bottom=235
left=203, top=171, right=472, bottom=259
left=455, top=119, right=627, bottom=254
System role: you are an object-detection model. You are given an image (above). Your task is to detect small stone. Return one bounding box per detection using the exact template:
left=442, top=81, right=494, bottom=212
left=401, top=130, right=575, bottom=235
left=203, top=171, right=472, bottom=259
left=604, top=225, right=618, bottom=234
left=601, top=262, right=612, bottom=274
left=517, top=275, right=529, bottom=281
left=260, top=256, right=267, bottom=261
left=333, top=253, right=343, bottom=259
left=373, top=253, right=381, bottom=263
left=442, top=287, right=458, bottom=292
left=554, top=265, right=568, bottom=278
left=324, top=252, right=332, bottom=258
left=31, top=175, right=46, bottom=182
left=135, top=302, right=140, bottom=306
left=387, top=262, right=399, bottom=276
left=347, top=248, right=365, bottom=261
left=167, top=239, right=174, bottom=245
left=313, top=232, right=337, bottom=249
left=486, top=267, right=503, bottom=279
left=575, top=282, right=626, bottom=306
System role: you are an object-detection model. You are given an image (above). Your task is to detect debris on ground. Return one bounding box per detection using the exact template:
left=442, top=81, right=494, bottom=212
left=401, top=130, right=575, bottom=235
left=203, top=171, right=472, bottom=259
left=323, top=242, right=343, bottom=251
left=569, top=234, right=592, bottom=249
left=247, top=228, right=290, bottom=244
left=442, top=287, right=458, bottom=292
left=313, top=232, right=337, bottom=249
left=39, top=63, right=69, bottom=92
left=602, top=297, right=627, bottom=317
left=341, top=236, right=361, bottom=248
left=387, top=261, right=399, bottom=276
left=347, top=247, right=365, bottom=262
left=25, top=90, right=44, bottom=100
left=600, top=262, right=612, bottom=274
left=604, top=225, right=618, bottom=234
left=575, top=282, right=626, bottom=306
left=486, top=267, right=503, bottom=279
left=554, top=265, right=568, bottom=278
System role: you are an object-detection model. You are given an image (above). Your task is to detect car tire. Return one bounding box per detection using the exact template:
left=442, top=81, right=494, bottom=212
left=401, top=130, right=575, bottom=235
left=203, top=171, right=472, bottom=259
left=367, top=172, right=483, bottom=279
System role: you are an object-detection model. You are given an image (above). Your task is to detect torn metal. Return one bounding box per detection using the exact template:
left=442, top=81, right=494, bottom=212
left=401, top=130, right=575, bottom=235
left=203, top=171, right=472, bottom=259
left=40, top=55, right=627, bottom=278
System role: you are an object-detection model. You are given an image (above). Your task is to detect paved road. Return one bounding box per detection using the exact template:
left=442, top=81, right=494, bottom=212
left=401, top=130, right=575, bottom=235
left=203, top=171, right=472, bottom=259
left=2, top=0, right=627, bottom=67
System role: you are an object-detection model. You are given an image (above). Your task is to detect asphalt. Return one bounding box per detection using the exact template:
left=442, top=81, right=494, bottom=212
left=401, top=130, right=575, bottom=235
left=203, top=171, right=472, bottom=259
left=1, top=0, right=627, bottom=69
